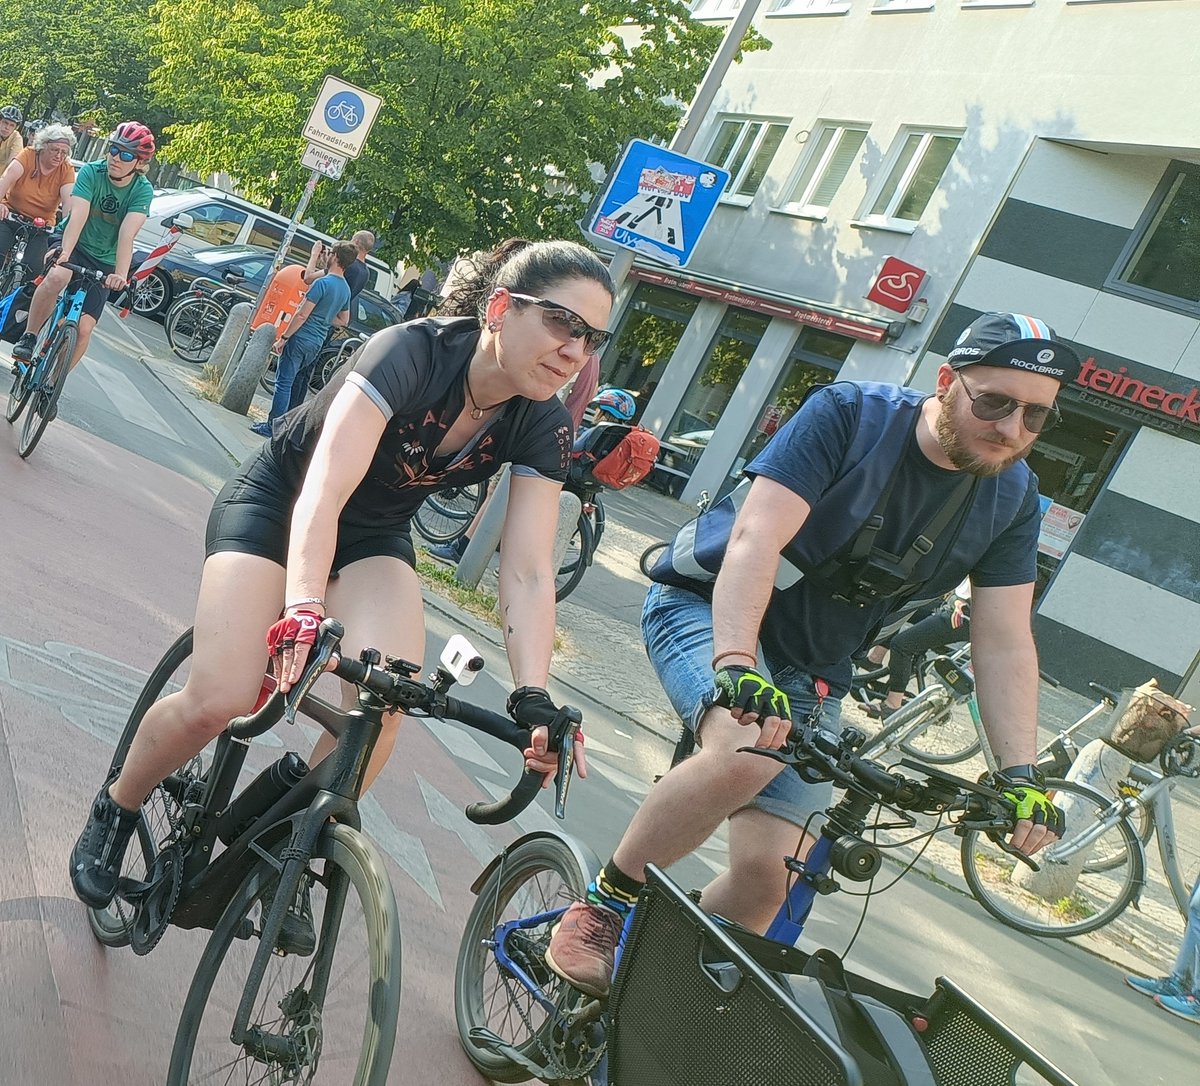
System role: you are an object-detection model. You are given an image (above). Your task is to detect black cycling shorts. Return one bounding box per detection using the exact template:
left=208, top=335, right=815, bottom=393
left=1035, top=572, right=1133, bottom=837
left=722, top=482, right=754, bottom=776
left=66, top=247, right=116, bottom=321
left=205, top=447, right=417, bottom=572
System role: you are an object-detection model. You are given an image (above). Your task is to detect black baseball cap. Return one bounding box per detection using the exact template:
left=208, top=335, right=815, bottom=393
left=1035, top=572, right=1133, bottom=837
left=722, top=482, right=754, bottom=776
left=946, top=312, right=1081, bottom=385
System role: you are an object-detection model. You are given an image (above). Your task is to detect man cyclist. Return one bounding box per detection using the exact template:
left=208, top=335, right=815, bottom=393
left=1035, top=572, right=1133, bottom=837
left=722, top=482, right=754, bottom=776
left=0, top=123, right=77, bottom=277
left=545, top=312, right=1076, bottom=999
left=0, top=105, right=23, bottom=170
left=10, top=121, right=154, bottom=372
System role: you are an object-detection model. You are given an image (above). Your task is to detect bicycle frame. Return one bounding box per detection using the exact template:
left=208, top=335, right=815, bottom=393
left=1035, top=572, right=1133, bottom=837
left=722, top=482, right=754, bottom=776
left=1113, top=765, right=1191, bottom=915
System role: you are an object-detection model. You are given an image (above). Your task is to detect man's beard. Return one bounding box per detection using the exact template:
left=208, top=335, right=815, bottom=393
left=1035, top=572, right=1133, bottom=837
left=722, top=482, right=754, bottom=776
left=935, top=384, right=1034, bottom=477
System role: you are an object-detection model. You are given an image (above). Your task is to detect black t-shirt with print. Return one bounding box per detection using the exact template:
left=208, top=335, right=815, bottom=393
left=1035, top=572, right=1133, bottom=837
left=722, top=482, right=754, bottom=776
left=268, top=317, right=575, bottom=528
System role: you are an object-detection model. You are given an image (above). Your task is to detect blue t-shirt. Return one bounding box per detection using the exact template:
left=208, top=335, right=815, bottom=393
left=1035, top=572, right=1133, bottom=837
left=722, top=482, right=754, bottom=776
left=293, top=274, right=350, bottom=346
left=745, top=384, right=1040, bottom=691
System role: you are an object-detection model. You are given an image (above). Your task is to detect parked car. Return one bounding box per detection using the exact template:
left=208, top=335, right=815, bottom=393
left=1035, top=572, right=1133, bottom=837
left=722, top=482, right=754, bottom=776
left=129, top=243, right=277, bottom=317
left=131, top=187, right=395, bottom=298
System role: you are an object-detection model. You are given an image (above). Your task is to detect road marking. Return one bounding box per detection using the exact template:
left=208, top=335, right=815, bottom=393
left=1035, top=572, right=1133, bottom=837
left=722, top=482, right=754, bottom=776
left=424, top=719, right=505, bottom=776
left=418, top=772, right=502, bottom=869
left=359, top=792, right=443, bottom=908
left=81, top=354, right=185, bottom=443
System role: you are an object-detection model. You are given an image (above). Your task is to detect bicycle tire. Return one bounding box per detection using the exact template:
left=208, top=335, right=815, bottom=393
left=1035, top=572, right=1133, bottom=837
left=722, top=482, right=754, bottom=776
left=639, top=541, right=667, bottom=580
left=454, top=836, right=594, bottom=1083
left=413, top=481, right=487, bottom=544
left=259, top=356, right=277, bottom=394
left=555, top=512, right=593, bottom=602
left=896, top=694, right=982, bottom=765
left=18, top=323, right=74, bottom=458
left=855, top=686, right=954, bottom=760
left=5, top=354, right=34, bottom=424
left=168, top=824, right=401, bottom=1085
left=591, top=495, right=606, bottom=553
left=960, top=778, right=1144, bottom=938
left=166, top=297, right=228, bottom=364
left=87, top=629, right=196, bottom=948
left=0, top=257, right=18, bottom=304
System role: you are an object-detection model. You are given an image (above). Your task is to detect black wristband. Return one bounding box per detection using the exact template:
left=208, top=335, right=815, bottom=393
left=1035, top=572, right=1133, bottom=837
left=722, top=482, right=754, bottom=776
left=506, top=685, right=550, bottom=717
left=998, top=763, right=1045, bottom=787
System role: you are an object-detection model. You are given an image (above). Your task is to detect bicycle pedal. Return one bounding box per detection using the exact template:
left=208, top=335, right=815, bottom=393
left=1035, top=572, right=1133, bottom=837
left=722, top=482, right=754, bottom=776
left=234, top=916, right=256, bottom=940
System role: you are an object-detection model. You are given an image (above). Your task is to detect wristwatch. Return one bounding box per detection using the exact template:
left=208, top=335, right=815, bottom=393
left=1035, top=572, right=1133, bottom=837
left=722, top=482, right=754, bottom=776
left=998, top=763, right=1045, bottom=788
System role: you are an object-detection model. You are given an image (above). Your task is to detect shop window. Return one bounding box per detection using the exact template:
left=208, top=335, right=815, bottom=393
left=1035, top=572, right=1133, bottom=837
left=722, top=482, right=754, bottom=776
left=720, top=327, right=851, bottom=494
left=662, top=308, right=772, bottom=478
left=600, top=283, right=701, bottom=421
left=706, top=117, right=791, bottom=202
left=779, top=123, right=868, bottom=217
left=860, top=129, right=960, bottom=229
left=1109, top=162, right=1200, bottom=315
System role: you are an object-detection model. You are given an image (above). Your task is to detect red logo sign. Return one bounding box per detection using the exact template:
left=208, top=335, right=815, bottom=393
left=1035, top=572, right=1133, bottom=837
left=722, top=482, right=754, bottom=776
left=866, top=257, right=927, bottom=314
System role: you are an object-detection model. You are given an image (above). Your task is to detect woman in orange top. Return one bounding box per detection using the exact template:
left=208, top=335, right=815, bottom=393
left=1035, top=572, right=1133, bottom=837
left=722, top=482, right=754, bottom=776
left=0, top=123, right=77, bottom=277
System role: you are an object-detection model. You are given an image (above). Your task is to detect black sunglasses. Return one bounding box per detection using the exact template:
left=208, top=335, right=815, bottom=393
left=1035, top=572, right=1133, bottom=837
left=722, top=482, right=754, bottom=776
left=508, top=292, right=612, bottom=354
left=956, top=372, right=1060, bottom=434
left=107, top=144, right=138, bottom=162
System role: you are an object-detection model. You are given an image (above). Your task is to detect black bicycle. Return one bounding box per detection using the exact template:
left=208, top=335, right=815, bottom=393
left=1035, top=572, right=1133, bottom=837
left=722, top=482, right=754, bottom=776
left=87, top=617, right=580, bottom=1084
left=0, top=210, right=53, bottom=301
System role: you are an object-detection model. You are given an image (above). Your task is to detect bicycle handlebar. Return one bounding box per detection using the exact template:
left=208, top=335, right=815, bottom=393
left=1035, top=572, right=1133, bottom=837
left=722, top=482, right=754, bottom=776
left=3, top=210, right=52, bottom=231
left=226, top=618, right=576, bottom=826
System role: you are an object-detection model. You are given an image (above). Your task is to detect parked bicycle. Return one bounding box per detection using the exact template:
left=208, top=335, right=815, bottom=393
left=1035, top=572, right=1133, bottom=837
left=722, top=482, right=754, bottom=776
left=87, top=617, right=580, bottom=1084
left=163, top=276, right=244, bottom=364
left=454, top=708, right=1081, bottom=1085
left=259, top=330, right=367, bottom=396
left=6, top=263, right=135, bottom=457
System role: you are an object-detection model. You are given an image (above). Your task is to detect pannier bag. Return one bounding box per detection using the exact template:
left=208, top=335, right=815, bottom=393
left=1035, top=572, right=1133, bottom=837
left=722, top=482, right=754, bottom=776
left=1104, top=678, right=1193, bottom=763
left=0, top=282, right=34, bottom=344
left=570, top=423, right=660, bottom=491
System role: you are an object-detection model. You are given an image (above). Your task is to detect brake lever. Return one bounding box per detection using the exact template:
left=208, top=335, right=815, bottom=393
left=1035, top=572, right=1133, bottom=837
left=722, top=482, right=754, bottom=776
left=552, top=707, right=583, bottom=820
left=990, top=833, right=1041, bottom=872
left=284, top=619, right=344, bottom=724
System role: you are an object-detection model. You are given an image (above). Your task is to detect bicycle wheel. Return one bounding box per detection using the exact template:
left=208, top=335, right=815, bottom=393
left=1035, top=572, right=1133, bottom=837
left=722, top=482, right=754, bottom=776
left=168, top=824, right=401, bottom=1085
left=413, top=481, right=487, bottom=544
left=311, top=346, right=341, bottom=392
left=5, top=352, right=34, bottom=424
left=18, top=323, right=74, bottom=458
left=555, top=512, right=593, bottom=602
left=855, top=686, right=965, bottom=763
left=166, top=297, right=227, bottom=364
left=87, top=629, right=197, bottom=948
left=896, top=693, right=981, bottom=765
left=259, top=355, right=277, bottom=394
left=455, top=836, right=597, bottom=1084
left=961, top=778, right=1144, bottom=938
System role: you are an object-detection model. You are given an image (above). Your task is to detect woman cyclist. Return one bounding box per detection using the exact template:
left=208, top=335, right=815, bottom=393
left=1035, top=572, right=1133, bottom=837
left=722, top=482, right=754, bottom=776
left=11, top=120, right=154, bottom=371
left=0, top=123, right=77, bottom=279
left=69, top=240, right=610, bottom=922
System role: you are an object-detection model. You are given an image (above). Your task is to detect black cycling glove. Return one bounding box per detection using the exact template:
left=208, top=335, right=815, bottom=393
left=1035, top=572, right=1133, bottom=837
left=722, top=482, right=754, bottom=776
left=507, top=686, right=561, bottom=732
left=714, top=666, right=792, bottom=722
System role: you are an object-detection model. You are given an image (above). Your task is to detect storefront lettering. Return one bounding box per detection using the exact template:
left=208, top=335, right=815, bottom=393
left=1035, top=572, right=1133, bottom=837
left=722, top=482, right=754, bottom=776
left=630, top=267, right=889, bottom=342
left=1075, top=359, right=1200, bottom=427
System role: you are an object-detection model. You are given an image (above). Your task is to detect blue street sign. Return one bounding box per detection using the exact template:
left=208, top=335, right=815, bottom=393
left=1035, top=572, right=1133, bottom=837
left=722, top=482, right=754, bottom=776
left=587, top=139, right=730, bottom=268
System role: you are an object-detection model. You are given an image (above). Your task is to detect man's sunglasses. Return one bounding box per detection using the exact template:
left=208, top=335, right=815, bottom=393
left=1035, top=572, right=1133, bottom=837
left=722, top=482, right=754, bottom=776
left=508, top=292, right=612, bottom=354
left=107, top=145, right=139, bottom=162
left=956, top=372, right=1060, bottom=434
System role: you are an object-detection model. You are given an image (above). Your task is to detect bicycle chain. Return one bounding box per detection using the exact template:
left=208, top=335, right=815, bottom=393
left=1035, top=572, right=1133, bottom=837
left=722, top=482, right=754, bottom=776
left=502, top=966, right=606, bottom=1083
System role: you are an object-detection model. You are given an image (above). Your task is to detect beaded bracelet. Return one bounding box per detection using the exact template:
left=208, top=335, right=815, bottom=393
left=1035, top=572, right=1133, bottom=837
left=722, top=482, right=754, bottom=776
left=712, top=649, right=757, bottom=670
left=285, top=596, right=326, bottom=611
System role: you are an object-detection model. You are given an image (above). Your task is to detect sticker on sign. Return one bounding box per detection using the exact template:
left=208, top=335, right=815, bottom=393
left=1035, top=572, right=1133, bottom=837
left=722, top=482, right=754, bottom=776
left=302, top=143, right=347, bottom=180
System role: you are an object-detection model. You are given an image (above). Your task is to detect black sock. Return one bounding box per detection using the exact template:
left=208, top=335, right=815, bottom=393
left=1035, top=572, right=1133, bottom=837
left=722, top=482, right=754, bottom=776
left=586, top=858, right=644, bottom=916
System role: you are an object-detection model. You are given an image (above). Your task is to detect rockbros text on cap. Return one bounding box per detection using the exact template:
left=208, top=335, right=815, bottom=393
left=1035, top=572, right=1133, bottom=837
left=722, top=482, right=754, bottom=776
left=947, top=312, right=1081, bottom=384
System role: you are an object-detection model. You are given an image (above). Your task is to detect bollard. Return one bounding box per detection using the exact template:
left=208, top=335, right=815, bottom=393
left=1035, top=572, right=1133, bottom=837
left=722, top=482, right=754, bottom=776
left=1011, top=737, right=1132, bottom=901
left=219, top=323, right=277, bottom=416
left=208, top=301, right=252, bottom=381
left=457, top=469, right=510, bottom=589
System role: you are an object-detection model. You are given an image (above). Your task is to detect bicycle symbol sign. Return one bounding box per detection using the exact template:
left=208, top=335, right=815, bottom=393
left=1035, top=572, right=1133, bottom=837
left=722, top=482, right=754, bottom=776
left=325, top=92, right=363, bottom=132
left=303, top=75, right=383, bottom=160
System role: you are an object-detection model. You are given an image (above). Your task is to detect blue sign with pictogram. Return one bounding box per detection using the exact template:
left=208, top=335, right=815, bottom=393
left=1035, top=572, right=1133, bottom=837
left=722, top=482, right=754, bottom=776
left=302, top=75, right=383, bottom=160
left=587, top=139, right=731, bottom=268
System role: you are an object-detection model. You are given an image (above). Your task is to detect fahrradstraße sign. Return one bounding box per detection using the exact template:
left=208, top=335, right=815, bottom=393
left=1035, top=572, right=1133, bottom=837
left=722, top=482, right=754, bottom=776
left=302, top=75, right=383, bottom=160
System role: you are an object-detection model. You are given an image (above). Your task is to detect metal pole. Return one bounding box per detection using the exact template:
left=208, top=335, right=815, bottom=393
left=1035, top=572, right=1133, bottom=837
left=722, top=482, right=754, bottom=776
left=606, top=0, right=764, bottom=292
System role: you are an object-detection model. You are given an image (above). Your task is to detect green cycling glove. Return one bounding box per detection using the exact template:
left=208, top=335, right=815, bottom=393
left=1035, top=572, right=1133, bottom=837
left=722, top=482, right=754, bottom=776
left=714, top=666, right=792, bottom=722
left=997, top=768, right=1066, bottom=836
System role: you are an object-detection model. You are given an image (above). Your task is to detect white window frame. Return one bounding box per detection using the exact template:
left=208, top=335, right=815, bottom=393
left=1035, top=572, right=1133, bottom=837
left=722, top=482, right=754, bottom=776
left=690, top=0, right=744, bottom=18
left=775, top=122, right=869, bottom=219
left=854, top=128, right=962, bottom=232
left=961, top=0, right=1032, bottom=8
left=871, top=0, right=935, bottom=11
left=768, top=0, right=852, bottom=15
left=704, top=116, right=792, bottom=205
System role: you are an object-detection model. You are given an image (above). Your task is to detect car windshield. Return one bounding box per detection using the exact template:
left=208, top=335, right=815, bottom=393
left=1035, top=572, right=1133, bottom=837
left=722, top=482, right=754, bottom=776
left=194, top=248, right=260, bottom=265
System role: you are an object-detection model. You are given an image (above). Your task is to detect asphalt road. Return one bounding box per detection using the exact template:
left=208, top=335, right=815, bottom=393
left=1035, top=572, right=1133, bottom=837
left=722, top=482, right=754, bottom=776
left=0, top=317, right=1194, bottom=1084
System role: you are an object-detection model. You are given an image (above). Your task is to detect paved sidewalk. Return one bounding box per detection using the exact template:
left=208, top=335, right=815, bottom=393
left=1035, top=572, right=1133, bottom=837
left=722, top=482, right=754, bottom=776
left=134, top=345, right=1196, bottom=982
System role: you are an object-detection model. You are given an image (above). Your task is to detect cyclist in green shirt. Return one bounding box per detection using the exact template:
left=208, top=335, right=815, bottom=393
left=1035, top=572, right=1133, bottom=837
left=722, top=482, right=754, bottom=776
left=11, top=121, right=155, bottom=371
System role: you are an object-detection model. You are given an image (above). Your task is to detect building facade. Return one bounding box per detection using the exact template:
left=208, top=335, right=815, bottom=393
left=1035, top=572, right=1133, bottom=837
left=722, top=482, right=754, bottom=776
left=598, top=0, right=1200, bottom=700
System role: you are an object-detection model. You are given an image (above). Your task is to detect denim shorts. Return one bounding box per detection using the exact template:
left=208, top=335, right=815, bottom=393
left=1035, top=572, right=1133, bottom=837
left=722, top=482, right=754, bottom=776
left=641, top=582, right=838, bottom=828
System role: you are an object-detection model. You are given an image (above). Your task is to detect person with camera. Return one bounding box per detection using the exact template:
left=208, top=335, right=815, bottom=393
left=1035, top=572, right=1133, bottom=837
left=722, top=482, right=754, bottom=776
left=545, top=312, right=1075, bottom=999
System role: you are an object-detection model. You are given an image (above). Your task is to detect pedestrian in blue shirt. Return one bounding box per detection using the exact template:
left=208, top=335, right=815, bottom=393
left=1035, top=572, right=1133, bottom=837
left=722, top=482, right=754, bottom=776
left=252, top=240, right=354, bottom=435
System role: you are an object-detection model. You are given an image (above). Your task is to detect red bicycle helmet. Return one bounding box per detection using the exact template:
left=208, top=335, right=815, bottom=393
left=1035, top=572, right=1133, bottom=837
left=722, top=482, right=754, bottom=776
left=109, top=120, right=156, bottom=160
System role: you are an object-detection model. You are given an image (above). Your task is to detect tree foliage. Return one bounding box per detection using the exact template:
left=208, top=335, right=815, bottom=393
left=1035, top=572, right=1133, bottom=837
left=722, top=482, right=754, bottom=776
left=0, top=3, right=167, bottom=130
left=151, top=0, right=766, bottom=262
